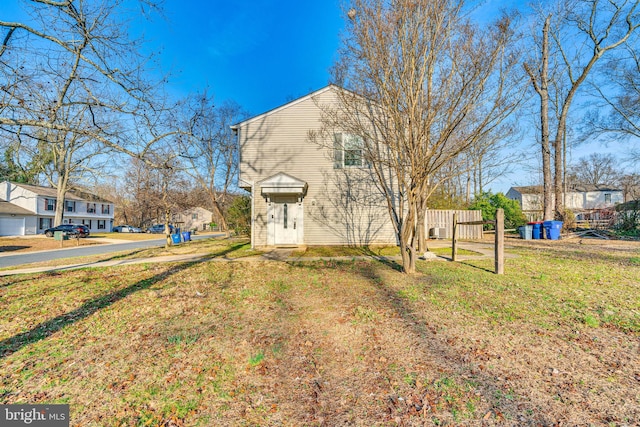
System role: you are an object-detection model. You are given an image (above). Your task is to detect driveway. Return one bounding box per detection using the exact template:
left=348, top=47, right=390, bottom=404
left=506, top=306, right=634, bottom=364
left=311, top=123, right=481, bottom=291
left=0, top=233, right=224, bottom=269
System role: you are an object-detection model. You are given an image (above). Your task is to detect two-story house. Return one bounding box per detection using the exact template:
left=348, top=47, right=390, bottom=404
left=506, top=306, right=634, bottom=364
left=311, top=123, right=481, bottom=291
left=0, top=181, right=115, bottom=235
left=234, top=85, right=483, bottom=248
left=172, top=207, right=214, bottom=232
left=233, top=85, right=400, bottom=248
left=507, top=185, right=623, bottom=221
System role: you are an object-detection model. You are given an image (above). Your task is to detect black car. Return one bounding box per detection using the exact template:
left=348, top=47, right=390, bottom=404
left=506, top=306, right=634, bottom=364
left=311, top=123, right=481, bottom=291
left=44, top=224, right=90, bottom=238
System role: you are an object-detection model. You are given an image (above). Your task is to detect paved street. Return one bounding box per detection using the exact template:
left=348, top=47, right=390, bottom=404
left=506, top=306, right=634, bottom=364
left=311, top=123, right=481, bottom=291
left=0, top=233, right=224, bottom=269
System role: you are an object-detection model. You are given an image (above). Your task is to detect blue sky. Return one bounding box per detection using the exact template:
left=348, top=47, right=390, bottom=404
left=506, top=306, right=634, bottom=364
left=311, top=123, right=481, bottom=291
left=2, top=0, right=634, bottom=191
left=137, top=0, right=345, bottom=116
left=1, top=0, right=344, bottom=115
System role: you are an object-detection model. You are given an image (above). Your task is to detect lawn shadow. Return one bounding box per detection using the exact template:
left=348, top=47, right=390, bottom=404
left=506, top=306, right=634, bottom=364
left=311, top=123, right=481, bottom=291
left=209, top=241, right=251, bottom=258
left=458, top=260, right=495, bottom=274
left=351, top=261, right=547, bottom=425
left=0, top=245, right=30, bottom=253
left=0, top=255, right=218, bottom=359
left=359, top=247, right=403, bottom=271
left=0, top=275, right=39, bottom=289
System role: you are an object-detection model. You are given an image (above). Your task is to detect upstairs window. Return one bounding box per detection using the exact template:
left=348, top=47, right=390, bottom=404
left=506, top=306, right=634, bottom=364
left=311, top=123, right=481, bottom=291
left=44, top=198, right=56, bottom=211
left=65, top=200, right=76, bottom=212
left=192, top=213, right=198, bottom=220
left=101, top=204, right=110, bottom=214
left=604, top=193, right=612, bottom=204
left=87, top=203, right=96, bottom=213
left=334, top=133, right=365, bottom=168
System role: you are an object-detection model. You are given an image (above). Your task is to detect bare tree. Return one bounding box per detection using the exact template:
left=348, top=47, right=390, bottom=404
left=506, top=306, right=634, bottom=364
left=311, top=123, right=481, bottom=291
left=118, top=158, right=165, bottom=227
left=317, top=0, right=522, bottom=273
left=179, top=94, right=248, bottom=232
left=583, top=42, right=640, bottom=162
left=439, top=131, right=518, bottom=205
left=567, top=152, right=619, bottom=186
left=524, top=0, right=640, bottom=221
left=0, top=0, right=182, bottom=225
left=618, top=172, right=640, bottom=201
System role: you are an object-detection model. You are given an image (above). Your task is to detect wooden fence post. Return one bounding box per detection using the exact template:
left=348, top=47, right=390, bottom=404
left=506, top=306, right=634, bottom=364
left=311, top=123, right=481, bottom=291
left=452, top=212, right=458, bottom=262
left=495, top=208, right=504, bottom=275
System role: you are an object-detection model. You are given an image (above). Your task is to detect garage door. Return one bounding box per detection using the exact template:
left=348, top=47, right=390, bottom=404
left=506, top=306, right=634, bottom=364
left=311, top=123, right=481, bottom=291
left=0, top=217, right=26, bottom=236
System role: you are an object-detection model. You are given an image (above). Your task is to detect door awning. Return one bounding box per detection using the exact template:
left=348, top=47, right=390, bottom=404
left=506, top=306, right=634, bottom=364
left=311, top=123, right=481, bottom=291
left=259, top=172, right=308, bottom=196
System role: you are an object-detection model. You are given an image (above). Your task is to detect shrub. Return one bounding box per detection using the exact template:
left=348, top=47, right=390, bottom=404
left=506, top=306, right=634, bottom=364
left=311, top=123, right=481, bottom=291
left=226, top=195, right=251, bottom=236
left=615, top=200, right=640, bottom=232
left=469, top=192, right=527, bottom=230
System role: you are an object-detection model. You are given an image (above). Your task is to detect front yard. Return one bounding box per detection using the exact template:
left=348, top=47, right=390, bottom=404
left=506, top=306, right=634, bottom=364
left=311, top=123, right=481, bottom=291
left=0, top=239, right=638, bottom=426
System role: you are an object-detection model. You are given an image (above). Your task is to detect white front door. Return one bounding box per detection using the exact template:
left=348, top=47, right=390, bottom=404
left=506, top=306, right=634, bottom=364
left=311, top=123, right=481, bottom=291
left=269, top=196, right=303, bottom=245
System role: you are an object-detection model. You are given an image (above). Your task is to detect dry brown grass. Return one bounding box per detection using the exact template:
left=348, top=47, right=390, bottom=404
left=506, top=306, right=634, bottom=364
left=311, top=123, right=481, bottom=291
left=0, top=236, right=101, bottom=253
left=0, top=240, right=638, bottom=426
left=0, top=231, right=201, bottom=255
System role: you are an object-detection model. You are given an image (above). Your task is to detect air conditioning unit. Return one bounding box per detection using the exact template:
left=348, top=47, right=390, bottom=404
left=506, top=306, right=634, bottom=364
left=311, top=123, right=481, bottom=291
left=429, top=227, right=446, bottom=239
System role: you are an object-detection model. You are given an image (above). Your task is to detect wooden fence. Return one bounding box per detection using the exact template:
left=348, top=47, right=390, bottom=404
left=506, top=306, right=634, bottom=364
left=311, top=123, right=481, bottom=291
left=425, top=209, right=483, bottom=240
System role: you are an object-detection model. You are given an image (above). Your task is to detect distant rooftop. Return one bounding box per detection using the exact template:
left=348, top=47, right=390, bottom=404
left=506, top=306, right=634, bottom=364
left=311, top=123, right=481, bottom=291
left=7, top=182, right=113, bottom=203
left=510, top=184, right=621, bottom=194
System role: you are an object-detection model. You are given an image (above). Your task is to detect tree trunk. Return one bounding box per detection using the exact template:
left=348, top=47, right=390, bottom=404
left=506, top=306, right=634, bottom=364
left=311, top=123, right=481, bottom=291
left=162, top=179, right=172, bottom=247
left=416, top=191, right=427, bottom=253
left=553, top=125, right=565, bottom=220
left=540, top=16, right=554, bottom=221
left=165, top=207, right=172, bottom=247
left=211, top=198, right=228, bottom=231
left=400, top=197, right=418, bottom=274
left=54, top=175, right=69, bottom=226
left=399, top=230, right=416, bottom=273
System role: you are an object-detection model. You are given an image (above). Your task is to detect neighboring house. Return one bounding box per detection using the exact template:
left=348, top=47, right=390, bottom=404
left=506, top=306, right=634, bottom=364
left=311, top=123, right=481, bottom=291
left=172, top=207, right=214, bottom=231
left=0, top=200, right=36, bottom=236
left=233, top=85, right=481, bottom=248
left=507, top=185, right=623, bottom=221
left=0, top=181, right=115, bottom=235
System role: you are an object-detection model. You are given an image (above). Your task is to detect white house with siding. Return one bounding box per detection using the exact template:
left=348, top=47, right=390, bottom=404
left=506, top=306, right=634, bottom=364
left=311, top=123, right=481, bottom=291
left=507, top=185, right=623, bottom=221
left=233, top=85, right=482, bottom=248
left=0, top=181, right=115, bottom=235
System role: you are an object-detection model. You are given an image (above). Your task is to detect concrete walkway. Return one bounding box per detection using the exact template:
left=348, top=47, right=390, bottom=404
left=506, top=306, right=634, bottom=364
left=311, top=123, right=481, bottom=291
left=0, top=240, right=510, bottom=276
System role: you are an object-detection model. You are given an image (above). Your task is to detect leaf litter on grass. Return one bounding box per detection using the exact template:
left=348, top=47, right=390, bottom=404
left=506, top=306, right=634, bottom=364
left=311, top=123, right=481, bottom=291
left=0, top=241, right=638, bottom=425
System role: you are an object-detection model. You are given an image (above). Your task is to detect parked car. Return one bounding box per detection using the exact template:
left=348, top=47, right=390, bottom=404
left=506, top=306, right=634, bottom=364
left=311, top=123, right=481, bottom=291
left=44, top=224, right=90, bottom=238
left=146, top=224, right=174, bottom=234
left=112, top=225, right=142, bottom=233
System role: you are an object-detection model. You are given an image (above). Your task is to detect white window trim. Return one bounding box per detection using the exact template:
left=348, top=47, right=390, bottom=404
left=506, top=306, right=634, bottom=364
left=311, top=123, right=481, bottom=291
left=333, top=133, right=365, bottom=169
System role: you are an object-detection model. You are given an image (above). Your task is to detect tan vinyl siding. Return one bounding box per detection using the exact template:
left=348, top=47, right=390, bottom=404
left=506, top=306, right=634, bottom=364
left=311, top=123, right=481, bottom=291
left=253, top=194, right=269, bottom=247
left=238, top=87, right=397, bottom=247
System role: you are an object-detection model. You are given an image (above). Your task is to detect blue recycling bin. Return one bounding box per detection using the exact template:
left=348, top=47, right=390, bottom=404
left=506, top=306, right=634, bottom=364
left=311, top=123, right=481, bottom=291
left=543, top=220, right=563, bottom=240
left=171, top=233, right=181, bottom=244
left=181, top=231, right=191, bottom=242
left=529, top=222, right=543, bottom=239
